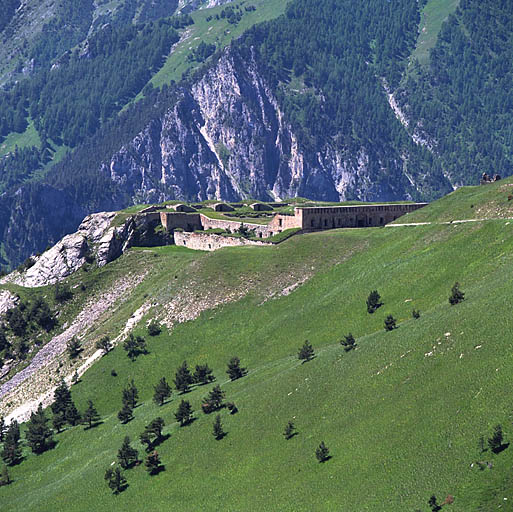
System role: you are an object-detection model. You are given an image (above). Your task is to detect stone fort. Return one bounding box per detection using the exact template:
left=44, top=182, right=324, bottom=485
left=152, top=202, right=427, bottom=249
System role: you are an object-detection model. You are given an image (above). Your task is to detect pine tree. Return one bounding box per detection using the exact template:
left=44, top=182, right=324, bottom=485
left=315, top=441, right=330, bottom=462
left=147, top=417, right=165, bottom=440
left=412, top=309, right=420, bottom=319
left=0, top=465, right=11, bottom=486
left=65, top=402, right=81, bottom=426
left=428, top=495, right=441, bottom=512
left=384, top=314, right=397, bottom=331
left=139, top=430, right=153, bottom=452
left=117, top=436, right=138, bottom=469
left=118, top=403, right=134, bottom=424
left=147, top=321, right=161, bottom=336
left=0, top=416, right=5, bottom=442
left=283, top=421, right=296, bottom=439
left=202, top=385, right=225, bottom=413
left=449, top=282, right=465, bottom=305
left=82, top=400, right=100, bottom=429
left=52, top=412, right=66, bottom=433
left=366, top=290, right=383, bottom=313
left=95, top=335, right=112, bottom=354
left=26, top=403, right=54, bottom=454
left=104, top=466, right=127, bottom=494
left=226, top=356, right=247, bottom=381
left=488, top=424, right=504, bottom=453
left=298, top=340, right=315, bottom=362
left=174, top=360, right=194, bottom=393
left=51, top=379, right=72, bottom=417
left=145, top=451, right=162, bottom=475
left=123, top=333, right=147, bottom=361
left=67, top=337, right=82, bottom=360
left=153, top=377, right=172, bottom=406
left=212, top=415, right=225, bottom=440
left=122, top=380, right=139, bottom=409
left=193, top=363, right=215, bottom=385
left=175, top=400, right=193, bottom=426
left=1, top=421, right=22, bottom=466
left=340, top=333, right=357, bottom=352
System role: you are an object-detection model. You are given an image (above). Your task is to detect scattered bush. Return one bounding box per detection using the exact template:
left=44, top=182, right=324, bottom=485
left=315, top=441, right=330, bottom=462
left=449, top=282, right=465, bottom=305
left=298, top=340, right=315, bottom=362
left=147, top=321, right=161, bottom=336
left=412, top=309, right=420, bottom=319
left=384, top=315, right=397, bottom=331
left=54, top=283, right=73, bottom=303
left=340, top=333, right=357, bottom=352
left=366, top=290, right=383, bottom=313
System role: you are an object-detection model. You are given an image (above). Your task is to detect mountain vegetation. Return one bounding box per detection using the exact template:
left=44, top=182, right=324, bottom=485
left=1, top=181, right=513, bottom=509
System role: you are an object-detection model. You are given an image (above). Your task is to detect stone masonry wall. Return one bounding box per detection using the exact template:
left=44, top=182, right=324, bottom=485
left=174, top=231, right=271, bottom=251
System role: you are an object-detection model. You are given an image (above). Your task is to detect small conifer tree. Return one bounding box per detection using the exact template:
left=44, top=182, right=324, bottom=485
left=122, top=380, right=139, bottom=409
left=226, top=356, right=247, bottom=381
left=153, top=377, right=172, bottom=406
left=174, top=360, right=194, bottom=393
left=193, top=363, right=215, bottom=385
left=384, top=314, right=397, bottom=331
left=65, top=402, right=81, bottom=426
left=315, top=441, right=330, bottom=462
left=67, top=337, right=82, bottom=360
left=145, top=451, right=163, bottom=475
left=0, top=416, right=5, bottom=442
left=283, top=421, right=296, bottom=439
left=147, top=321, right=161, bottom=336
left=123, top=333, right=147, bottom=361
left=202, top=385, right=226, bottom=413
left=366, top=290, right=383, bottom=313
left=449, top=282, right=465, bottom=305
left=26, top=403, right=54, bottom=454
left=0, top=465, right=11, bottom=486
left=488, top=424, right=504, bottom=453
left=212, top=415, right=225, bottom=440
left=117, top=436, right=138, bottom=469
left=298, top=340, right=315, bottom=362
left=175, top=400, right=194, bottom=426
left=118, top=403, right=134, bottom=424
left=95, top=336, right=112, bottom=354
left=52, top=412, right=66, bottom=433
left=428, top=495, right=441, bottom=511
left=1, top=420, right=22, bottom=466
left=340, top=333, right=357, bottom=352
left=412, top=309, right=420, bottom=319
left=82, top=400, right=100, bottom=429
left=104, top=466, right=127, bottom=494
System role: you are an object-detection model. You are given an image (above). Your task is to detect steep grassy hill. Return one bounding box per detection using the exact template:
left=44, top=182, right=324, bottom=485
left=1, top=184, right=513, bottom=510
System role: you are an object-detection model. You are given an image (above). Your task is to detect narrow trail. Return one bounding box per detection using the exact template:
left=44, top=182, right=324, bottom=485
left=388, top=217, right=513, bottom=227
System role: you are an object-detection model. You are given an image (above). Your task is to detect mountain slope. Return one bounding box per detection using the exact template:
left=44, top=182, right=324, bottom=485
left=1, top=183, right=513, bottom=510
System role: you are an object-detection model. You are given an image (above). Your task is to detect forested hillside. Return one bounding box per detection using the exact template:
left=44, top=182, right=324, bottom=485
left=1, top=0, right=513, bottom=269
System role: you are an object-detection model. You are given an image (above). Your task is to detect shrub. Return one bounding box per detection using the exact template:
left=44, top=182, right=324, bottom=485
left=298, top=340, right=315, bottom=362
left=147, top=321, right=161, bottom=336
left=366, top=290, right=383, bottom=313
left=449, top=282, right=465, bottom=305
left=340, top=333, right=357, bottom=352
left=54, top=283, right=73, bottom=303
left=384, top=315, right=397, bottom=331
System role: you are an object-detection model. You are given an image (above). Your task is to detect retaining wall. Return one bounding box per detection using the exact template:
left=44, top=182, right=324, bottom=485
left=174, top=231, right=271, bottom=251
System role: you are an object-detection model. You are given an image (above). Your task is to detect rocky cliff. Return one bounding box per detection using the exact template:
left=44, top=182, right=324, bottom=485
left=102, top=48, right=419, bottom=205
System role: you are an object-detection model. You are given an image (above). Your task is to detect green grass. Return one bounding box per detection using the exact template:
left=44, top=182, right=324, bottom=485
left=411, top=0, right=460, bottom=66
left=0, top=121, right=41, bottom=157
left=395, top=176, right=513, bottom=224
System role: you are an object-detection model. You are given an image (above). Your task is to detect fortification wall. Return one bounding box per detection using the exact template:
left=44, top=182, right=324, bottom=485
left=160, top=212, right=202, bottom=231
left=174, top=231, right=271, bottom=251
left=267, top=214, right=302, bottom=232
left=199, top=215, right=273, bottom=238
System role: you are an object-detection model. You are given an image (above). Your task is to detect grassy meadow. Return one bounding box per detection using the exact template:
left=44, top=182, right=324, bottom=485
left=2, top=183, right=513, bottom=510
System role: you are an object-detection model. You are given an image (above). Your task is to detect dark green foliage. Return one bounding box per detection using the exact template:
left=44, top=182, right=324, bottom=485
left=175, top=400, right=193, bottom=426
left=104, top=466, right=127, bottom=494
left=202, top=385, right=225, bottom=414
left=428, top=495, right=441, bottom=512
left=190, top=41, right=216, bottom=62
left=123, top=333, right=147, bottom=361
left=315, top=441, right=330, bottom=462
left=82, top=400, right=100, bottom=429
left=51, top=379, right=72, bottom=417
left=145, top=451, right=163, bottom=475
left=122, top=380, right=139, bottom=409
left=283, top=421, right=296, bottom=439
left=0, top=0, right=20, bottom=33
left=140, top=417, right=165, bottom=452
left=54, top=283, right=73, bottom=303
left=174, top=360, right=194, bottom=393
left=1, top=420, right=22, bottom=466
left=193, top=363, right=215, bottom=385
left=366, top=290, right=383, bottom=314
left=29, top=297, right=57, bottom=332
left=0, top=465, right=11, bottom=486
left=153, top=377, right=172, bottom=406
left=147, top=321, right=161, bottom=336
left=226, top=402, right=238, bottom=415
left=340, top=333, right=357, bottom=352
left=298, top=340, right=315, bottom=362
left=212, top=415, right=225, bottom=440
left=226, top=356, right=247, bottom=381
left=95, top=336, right=112, bottom=354
left=26, top=403, right=54, bottom=454
left=6, top=306, right=27, bottom=337
left=67, top=337, right=82, bottom=359
left=384, top=315, right=397, bottom=331
left=412, top=309, right=420, bottom=319
left=488, top=424, right=504, bottom=453
left=52, top=413, right=66, bottom=434
left=118, top=403, right=134, bottom=424
left=117, top=436, right=138, bottom=469
left=65, top=402, right=81, bottom=426
left=0, top=416, right=5, bottom=442
left=72, top=370, right=80, bottom=384
left=0, top=328, right=10, bottom=354
left=449, top=282, right=465, bottom=305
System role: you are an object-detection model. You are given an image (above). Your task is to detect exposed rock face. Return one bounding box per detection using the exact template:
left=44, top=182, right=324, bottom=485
left=102, top=48, right=415, bottom=205
left=0, top=290, right=18, bottom=315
